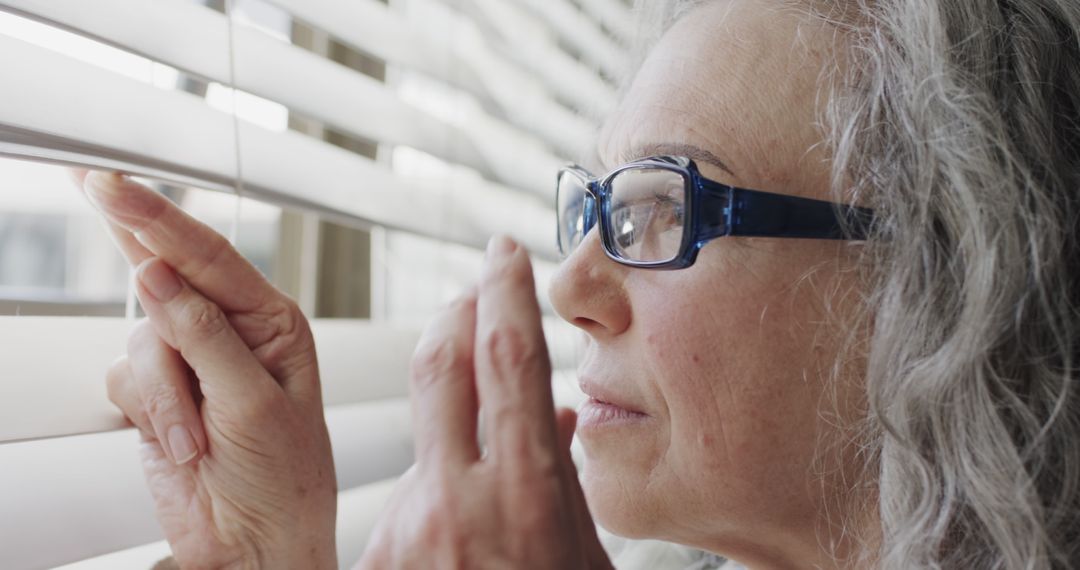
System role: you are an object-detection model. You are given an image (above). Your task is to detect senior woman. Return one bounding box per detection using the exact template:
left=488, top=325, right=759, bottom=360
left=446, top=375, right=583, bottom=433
left=81, top=0, right=1080, bottom=568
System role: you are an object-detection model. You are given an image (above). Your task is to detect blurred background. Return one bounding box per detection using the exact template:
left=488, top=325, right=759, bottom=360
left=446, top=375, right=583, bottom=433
left=0, top=0, right=635, bottom=568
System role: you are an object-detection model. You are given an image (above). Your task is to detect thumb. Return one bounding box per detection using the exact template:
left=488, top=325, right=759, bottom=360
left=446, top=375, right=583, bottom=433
left=555, top=407, right=578, bottom=454
left=555, top=406, right=614, bottom=569
left=134, top=257, right=280, bottom=406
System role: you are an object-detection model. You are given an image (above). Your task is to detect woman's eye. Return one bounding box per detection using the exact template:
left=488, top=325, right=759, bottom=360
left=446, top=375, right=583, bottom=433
left=612, top=195, right=683, bottom=247
left=653, top=196, right=684, bottom=226
left=665, top=202, right=682, bottom=224
left=612, top=205, right=638, bottom=246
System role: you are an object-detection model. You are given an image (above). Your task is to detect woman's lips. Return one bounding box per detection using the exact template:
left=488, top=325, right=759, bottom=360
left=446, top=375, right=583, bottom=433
left=576, top=398, right=650, bottom=431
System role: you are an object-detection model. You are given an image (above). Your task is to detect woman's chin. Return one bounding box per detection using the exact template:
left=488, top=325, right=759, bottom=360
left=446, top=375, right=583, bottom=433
left=579, top=458, right=661, bottom=540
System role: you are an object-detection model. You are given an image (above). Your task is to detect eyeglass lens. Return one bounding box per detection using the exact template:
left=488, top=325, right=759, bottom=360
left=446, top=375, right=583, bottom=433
left=608, top=168, right=686, bottom=263
left=557, top=166, right=688, bottom=263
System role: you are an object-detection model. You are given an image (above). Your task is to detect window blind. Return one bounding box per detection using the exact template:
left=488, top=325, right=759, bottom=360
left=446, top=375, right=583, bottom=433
left=0, top=0, right=626, bottom=567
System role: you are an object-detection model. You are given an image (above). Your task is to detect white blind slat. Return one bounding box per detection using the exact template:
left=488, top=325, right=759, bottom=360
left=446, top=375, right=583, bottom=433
left=0, top=35, right=558, bottom=256
left=0, top=0, right=231, bottom=82
left=263, top=0, right=483, bottom=98
left=510, top=0, right=629, bottom=78
left=576, top=0, right=635, bottom=45
left=0, top=317, right=418, bottom=443
left=54, top=476, right=405, bottom=570
left=0, top=0, right=568, bottom=199
left=417, top=0, right=612, bottom=150
left=0, top=1, right=607, bottom=566
left=0, top=400, right=413, bottom=570
left=265, top=0, right=613, bottom=132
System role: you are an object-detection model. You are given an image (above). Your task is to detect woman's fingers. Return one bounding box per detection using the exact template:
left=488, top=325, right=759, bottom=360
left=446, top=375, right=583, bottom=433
left=83, top=172, right=276, bottom=313
left=555, top=407, right=577, bottom=452
left=72, top=169, right=155, bottom=264
left=107, top=326, right=208, bottom=466
left=106, top=356, right=151, bottom=433
left=127, top=320, right=206, bottom=465
left=103, top=218, right=155, bottom=266
left=83, top=172, right=318, bottom=390
left=474, top=236, right=559, bottom=467
left=553, top=407, right=612, bottom=569
left=409, top=289, right=481, bottom=467
left=134, top=257, right=280, bottom=407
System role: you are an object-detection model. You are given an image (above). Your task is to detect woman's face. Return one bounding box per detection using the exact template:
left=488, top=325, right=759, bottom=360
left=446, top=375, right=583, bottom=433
left=549, top=1, right=871, bottom=567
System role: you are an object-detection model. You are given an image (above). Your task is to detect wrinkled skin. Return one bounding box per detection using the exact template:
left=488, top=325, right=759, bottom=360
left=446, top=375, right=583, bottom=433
left=355, top=238, right=612, bottom=570
left=549, top=1, right=874, bottom=569
left=86, top=0, right=876, bottom=568
left=85, top=172, right=611, bottom=569
left=82, top=171, right=337, bottom=569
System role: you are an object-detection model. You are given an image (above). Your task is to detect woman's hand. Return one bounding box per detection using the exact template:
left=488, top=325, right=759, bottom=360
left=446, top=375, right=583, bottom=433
left=357, top=236, right=612, bottom=570
left=80, top=172, right=337, bottom=569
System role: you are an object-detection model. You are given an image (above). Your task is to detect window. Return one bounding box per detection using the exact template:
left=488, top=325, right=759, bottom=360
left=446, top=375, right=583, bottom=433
left=0, top=0, right=624, bottom=567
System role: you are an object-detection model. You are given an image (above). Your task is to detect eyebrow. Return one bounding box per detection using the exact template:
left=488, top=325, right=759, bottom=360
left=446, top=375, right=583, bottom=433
left=622, top=142, right=737, bottom=177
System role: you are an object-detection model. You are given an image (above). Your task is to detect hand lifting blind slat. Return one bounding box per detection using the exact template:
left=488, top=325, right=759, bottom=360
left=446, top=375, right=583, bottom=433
left=0, top=0, right=622, bottom=566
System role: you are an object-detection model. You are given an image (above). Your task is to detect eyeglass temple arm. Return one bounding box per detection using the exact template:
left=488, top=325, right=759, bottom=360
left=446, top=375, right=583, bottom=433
left=719, top=186, right=874, bottom=240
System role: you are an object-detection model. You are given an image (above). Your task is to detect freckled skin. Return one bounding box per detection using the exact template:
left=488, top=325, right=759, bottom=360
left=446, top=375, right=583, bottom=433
left=549, top=2, right=873, bottom=569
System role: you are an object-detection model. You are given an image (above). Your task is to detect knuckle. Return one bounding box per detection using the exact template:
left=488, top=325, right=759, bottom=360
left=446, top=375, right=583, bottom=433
left=410, top=337, right=470, bottom=390
left=179, top=299, right=229, bottom=339
left=126, top=319, right=157, bottom=354
left=105, top=357, right=150, bottom=428
left=260, top=297, right=312, bottom=351
left=187, top=233, right=232, bottom=283
left=141, top=381, right=184, bottom=419
left=240, top=297, right=315, bottom=377
left=480, top=325, right=548, bottom=376
left=278, top=298, right=309, bottom=337
left=105, top=356, right=130, bottom=402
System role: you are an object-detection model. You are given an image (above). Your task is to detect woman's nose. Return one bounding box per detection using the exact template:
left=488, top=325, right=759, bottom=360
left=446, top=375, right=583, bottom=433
left=548, top=230, right=632, bottom=339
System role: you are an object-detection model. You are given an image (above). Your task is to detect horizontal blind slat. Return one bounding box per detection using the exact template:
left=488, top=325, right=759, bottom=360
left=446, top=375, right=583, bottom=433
left=266, top=0, right=611, bottom=136
left=0, top=317, right=418, bottom=443
left=262, top=0, right=482, bottom=98
left=0, top=0, right=232, bottom=83
left=0, top=400, right=414, bottom=570
left=0, top=314, right=576, bottom=443
left=0, top=0, right=566, bottom=199
left=508, top=0, right=628, bottom=78
left=53, top=477, right=404, bottom=570
left=0, top=35, right=558, bottom=257
left=576, top=0, right=635, bottom=45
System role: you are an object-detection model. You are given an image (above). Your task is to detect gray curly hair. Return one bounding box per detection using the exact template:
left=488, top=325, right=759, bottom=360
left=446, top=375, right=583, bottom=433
left=631, top=1, right=1080, bottom=568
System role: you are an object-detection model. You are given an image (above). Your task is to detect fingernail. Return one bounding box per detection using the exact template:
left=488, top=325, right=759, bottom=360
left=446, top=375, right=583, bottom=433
left=84, top=172, right=146, bottom=228
left=486, top=235, right=516, bottom=259
left=139, top=259, right=183, bottom=303
left=83, top=172, right=122, bottom=204
left=167, top=425, right=198, bottom=465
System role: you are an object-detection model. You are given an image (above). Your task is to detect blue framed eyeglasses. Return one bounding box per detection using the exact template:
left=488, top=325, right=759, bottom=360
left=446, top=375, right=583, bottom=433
left=556, top=155, right=875, bottom=269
